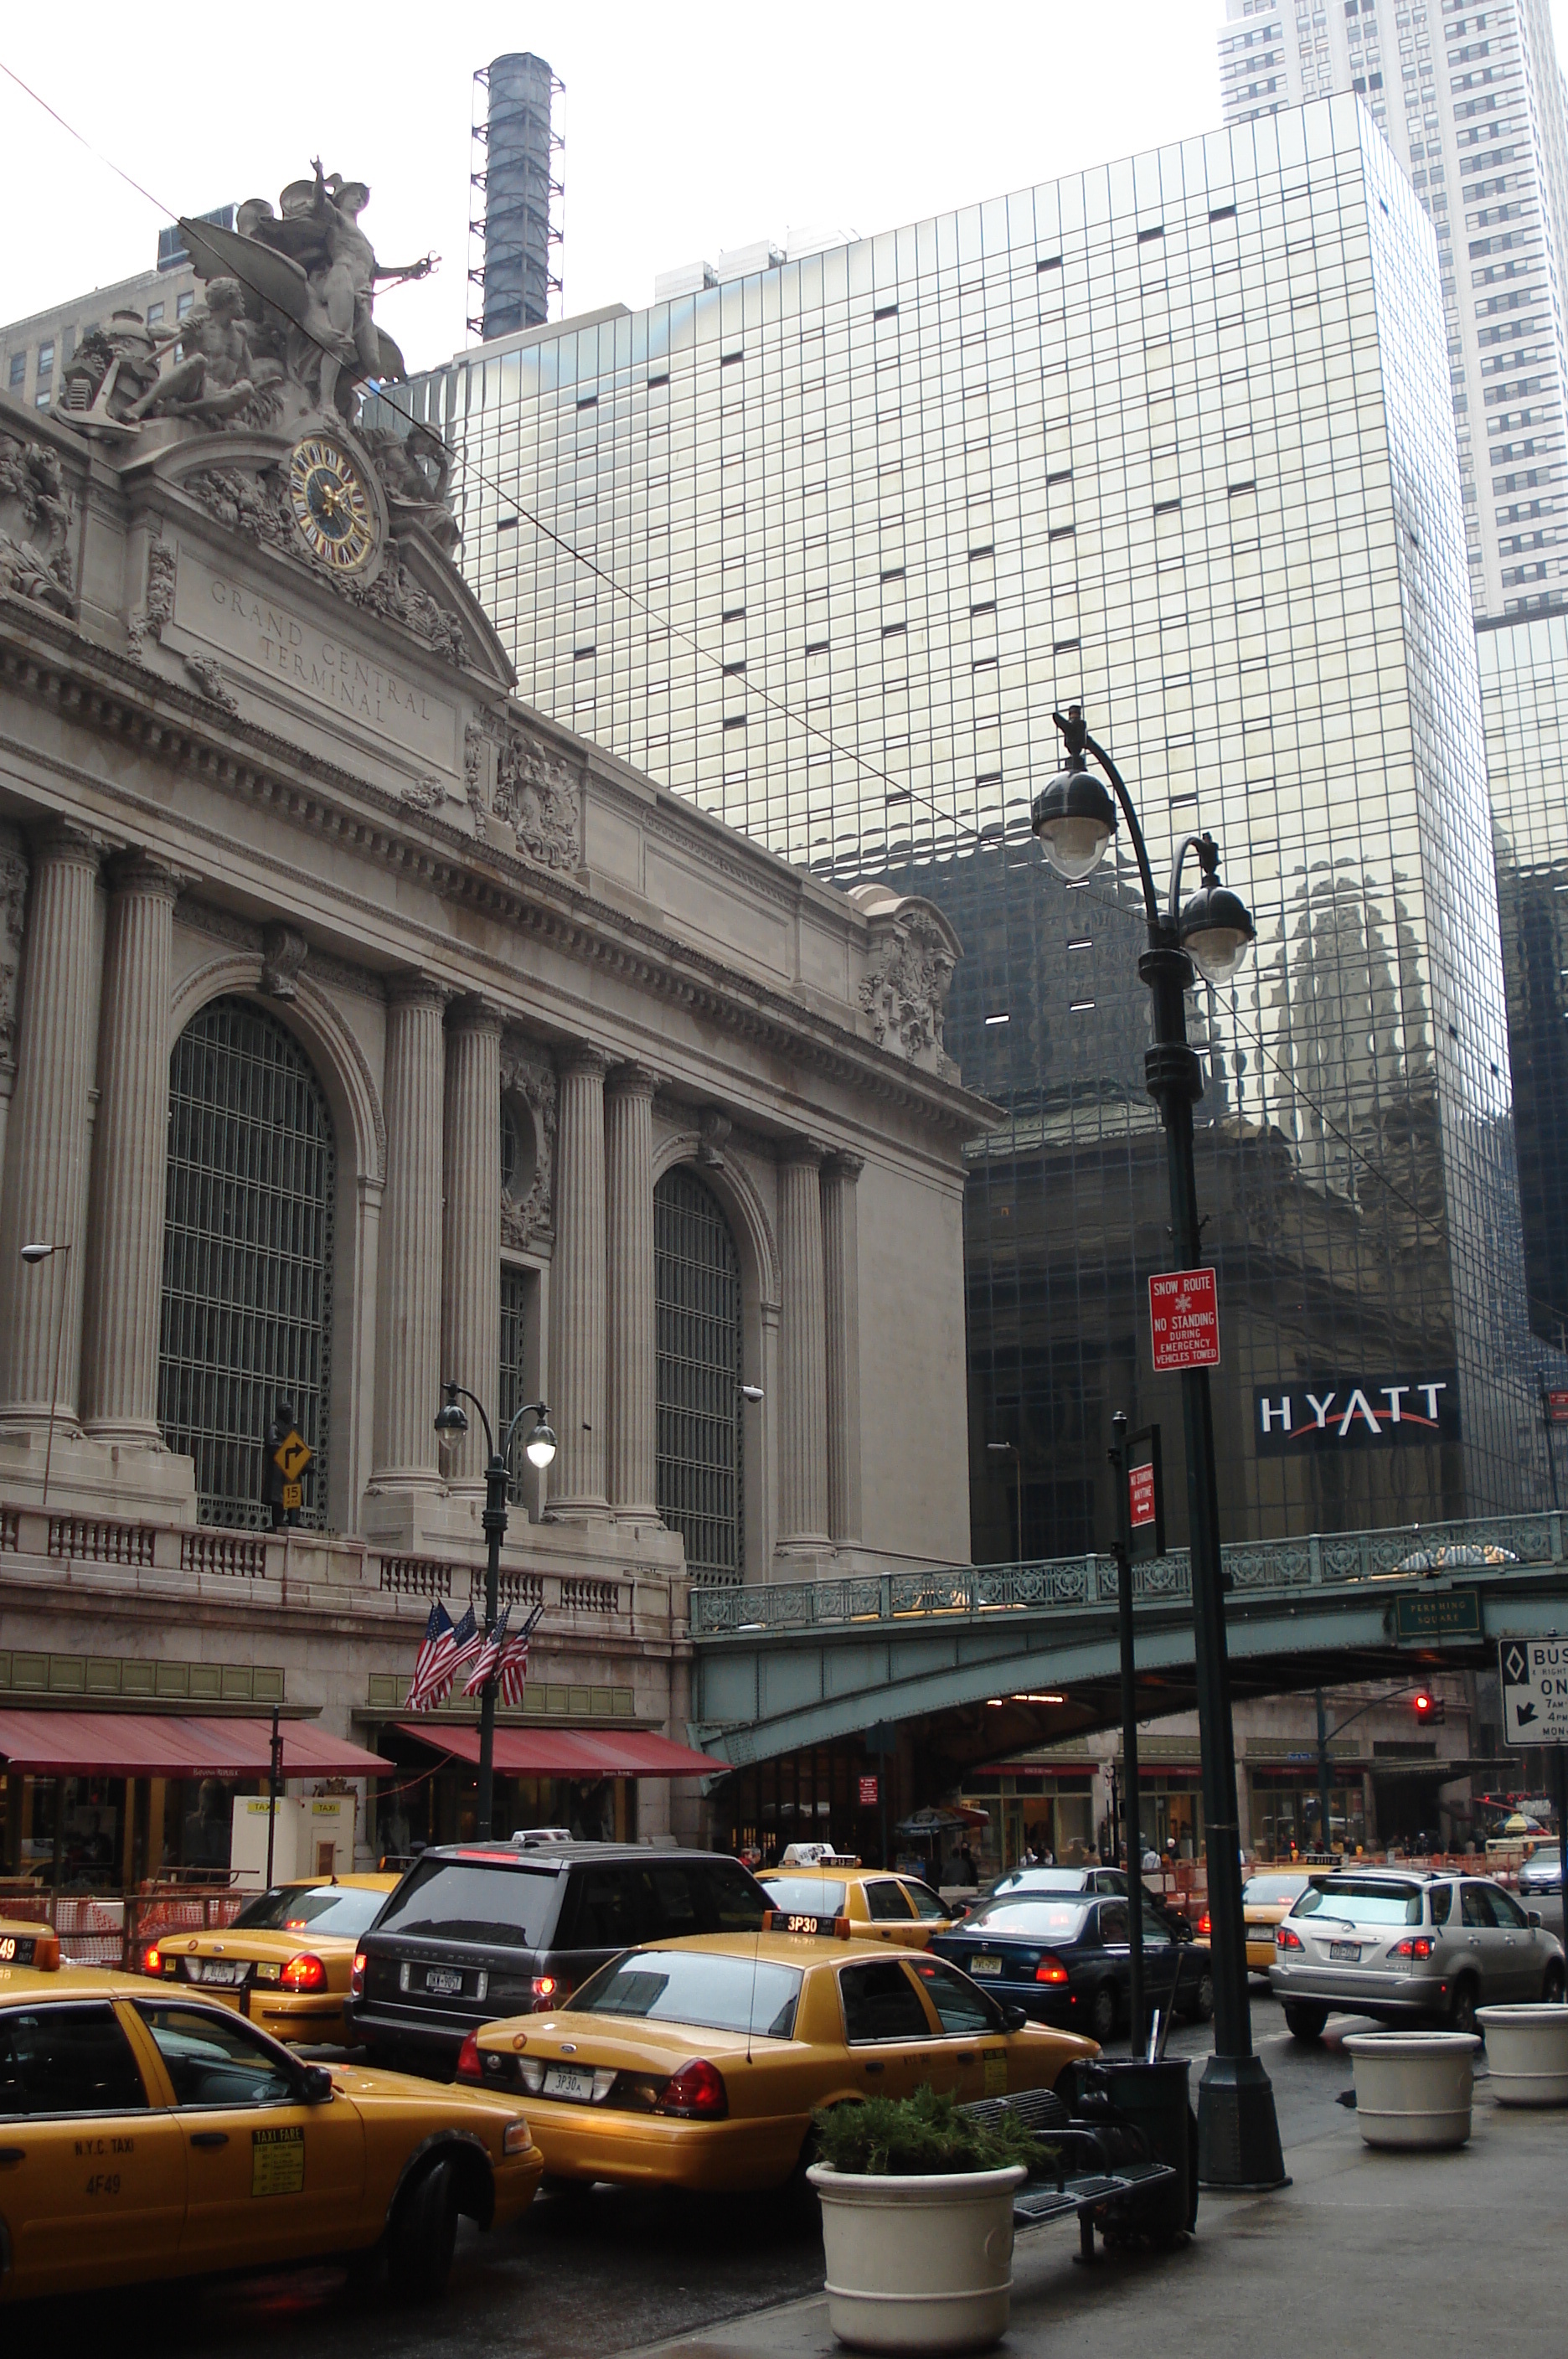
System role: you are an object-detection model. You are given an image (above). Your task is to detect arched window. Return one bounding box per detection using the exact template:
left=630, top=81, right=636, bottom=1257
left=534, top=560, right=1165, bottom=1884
left=158, top=996, right=335, bottom=1529
left=655, top=1166, right=743, bottom=1584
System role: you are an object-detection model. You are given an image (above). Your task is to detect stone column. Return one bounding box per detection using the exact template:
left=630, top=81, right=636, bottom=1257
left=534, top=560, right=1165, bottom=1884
left=776, top=1141, right=830, bottom=1548
left=606, top=1063, right=659, bottom=1518
left=371, top=977, right=449, bottom=1485
left=80, top=855, right=183, bottom=1442
left=0, top=823, right=105, bottom=1433
left=0, top=825, right=28, bottom=1201
left=548, top=1046, right=609, bottom=1517
left=821, top=1151, right=864, bottom=1546
left=441, top=997, right=504, bottom=1491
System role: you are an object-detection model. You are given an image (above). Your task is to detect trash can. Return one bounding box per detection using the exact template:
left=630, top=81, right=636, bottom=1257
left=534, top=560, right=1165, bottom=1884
left=1072, top=2058, right=1197, bottom=2238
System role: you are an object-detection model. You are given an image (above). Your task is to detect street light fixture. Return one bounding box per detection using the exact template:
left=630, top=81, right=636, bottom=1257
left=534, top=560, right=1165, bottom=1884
left=19, top=1241, right=73, bottom=1509
left=1032, top=702, right=1283, bottom=2191
left=433, top=1381, right=557, bottom=1840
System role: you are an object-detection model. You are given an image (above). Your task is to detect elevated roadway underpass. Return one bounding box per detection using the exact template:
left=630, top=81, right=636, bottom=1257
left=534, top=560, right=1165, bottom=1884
left=689, top=1511, right=1568, bottom=1782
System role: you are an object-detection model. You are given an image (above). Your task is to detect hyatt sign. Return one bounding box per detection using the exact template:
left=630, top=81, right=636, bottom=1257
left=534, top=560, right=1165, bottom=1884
left=1253, top=1373, right=1461, bottom=1454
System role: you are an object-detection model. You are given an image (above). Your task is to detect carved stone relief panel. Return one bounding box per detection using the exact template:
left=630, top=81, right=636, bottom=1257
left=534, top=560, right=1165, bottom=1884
left=859, top=906, right=958, bottom=1068
left=494, top=721, right=582, bottom=873
left=0, top=432, right=76, bottom=615
left=499, top=1035, right=558, bottom=1250
left=0, top=823, right=29, bottom=1077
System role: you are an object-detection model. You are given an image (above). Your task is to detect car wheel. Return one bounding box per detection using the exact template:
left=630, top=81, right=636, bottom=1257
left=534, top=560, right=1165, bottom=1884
left=1180, top=1970, right=1215, bottom=2025
left=386, top=2157, right=460, bottom=2302
left=1447, top=1976, right=1478, bottom=2036
left=1089, top=1982, right=1119, bottom=2044
left=1283, top=2001, right=1328, bottom=2042
left=1541, top=1960, right=1565, bottom=2005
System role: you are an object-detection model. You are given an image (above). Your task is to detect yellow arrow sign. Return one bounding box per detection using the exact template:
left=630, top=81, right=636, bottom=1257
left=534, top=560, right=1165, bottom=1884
left=273, top=1430, right=313, bottom=1483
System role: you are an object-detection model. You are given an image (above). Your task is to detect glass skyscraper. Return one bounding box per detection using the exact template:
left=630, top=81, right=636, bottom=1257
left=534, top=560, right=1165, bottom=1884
left=378, top=95, right=1550, bottom=1554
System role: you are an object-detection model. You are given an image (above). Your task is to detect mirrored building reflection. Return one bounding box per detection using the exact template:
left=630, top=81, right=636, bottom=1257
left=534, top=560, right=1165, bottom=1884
left=376, top=95, right=1552, bottom=1553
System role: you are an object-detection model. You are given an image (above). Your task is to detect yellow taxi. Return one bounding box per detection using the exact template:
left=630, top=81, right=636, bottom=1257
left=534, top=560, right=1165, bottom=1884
left=139, top=1874, right=398, bottom=2045
left=759, top=1860, right=954, bottom=1949
left=1242, top=1871, right=1318, bottom=1976
left=0, top=1948, right=542, bottom=2303
left=463, top=1927, right=1096, bottom=2194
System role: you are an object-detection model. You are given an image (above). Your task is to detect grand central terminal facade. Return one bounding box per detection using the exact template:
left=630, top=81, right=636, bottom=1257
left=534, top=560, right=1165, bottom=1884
left=0, top=220, right=989, bottom=1882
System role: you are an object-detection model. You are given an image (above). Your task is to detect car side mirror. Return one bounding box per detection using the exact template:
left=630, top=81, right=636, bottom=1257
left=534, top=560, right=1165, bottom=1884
left=299, top=2063, right=335, bottom=2104
left=1528, top=1910, right=1543, bottom=1928
left=1000, top=2002, right=1027, bottom=2031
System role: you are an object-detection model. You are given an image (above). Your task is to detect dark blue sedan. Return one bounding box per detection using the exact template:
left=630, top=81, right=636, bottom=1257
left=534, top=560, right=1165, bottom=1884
left=932, top=1892, right=1214, bottom=2044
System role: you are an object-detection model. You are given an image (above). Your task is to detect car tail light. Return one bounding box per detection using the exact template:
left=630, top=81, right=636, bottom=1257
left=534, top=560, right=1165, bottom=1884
left=140, top=1943, right=162, bottom=1977
left=350, top=1950, right=366, bottom=1998
left=1196, top=1911, right=1212, bottom=1938
left=531, top=1974, right=570, bottom=2008
left=281, top=1953, right=327, bottom=1993
left=657, top=2058, right=728, bottom=2119
left=1392, top=1935, right=1436, bottom=1960
left=1276, top=1926, right=1303, bottom=1950
left=456, top=2031, right=484, bottom=2083
left=1034, top=1954, right=1070, bottom=1985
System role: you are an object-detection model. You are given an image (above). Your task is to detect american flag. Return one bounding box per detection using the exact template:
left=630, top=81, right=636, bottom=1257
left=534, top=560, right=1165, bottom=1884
left=498, top=1605, right=543, bottom=1706
left=406, top=1603, right=479, bottom=1712
left=462, top=1605, right=509, bottom=1698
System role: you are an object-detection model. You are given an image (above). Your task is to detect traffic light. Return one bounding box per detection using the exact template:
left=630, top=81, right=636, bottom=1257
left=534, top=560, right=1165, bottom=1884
left=1412, top=1689, right=1445, bottom=1724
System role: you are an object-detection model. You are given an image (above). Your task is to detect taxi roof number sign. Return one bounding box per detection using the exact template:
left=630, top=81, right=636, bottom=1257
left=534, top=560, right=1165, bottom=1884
left=1149, top=1267, right=1220, bottom=1373
left=272, top=1429, right=313, bottom=1483
left=1498, top=1637, right=1568, bottom=1747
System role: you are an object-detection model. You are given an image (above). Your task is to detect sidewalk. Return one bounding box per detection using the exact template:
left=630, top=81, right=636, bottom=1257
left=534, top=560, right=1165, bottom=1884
left=617, top=2083, right=1565, bottom=2359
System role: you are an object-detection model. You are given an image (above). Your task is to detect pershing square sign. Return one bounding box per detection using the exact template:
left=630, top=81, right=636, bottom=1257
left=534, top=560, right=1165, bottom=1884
left=1252, top=1374, right=1462, bottom=1454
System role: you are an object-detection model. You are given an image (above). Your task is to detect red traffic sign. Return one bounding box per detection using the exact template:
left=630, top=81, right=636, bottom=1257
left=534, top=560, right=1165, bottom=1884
left=1129, top=1463, right=1157, bottom=1529
left=1548, top=1391, right=1568, bottom=1427
left=858, top=1774, right=879, bottom=1808
left=1149, top=1267, right=1220, bottom=1372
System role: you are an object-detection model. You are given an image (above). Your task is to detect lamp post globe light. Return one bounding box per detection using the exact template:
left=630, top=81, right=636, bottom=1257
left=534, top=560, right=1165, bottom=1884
left=433, top=1381, right=557, bottom=1840
left=1032, top=705, right=1283, bottom=2191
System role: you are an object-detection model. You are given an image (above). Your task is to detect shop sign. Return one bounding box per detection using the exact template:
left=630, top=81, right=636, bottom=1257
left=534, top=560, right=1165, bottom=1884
left=1253, top=1373, right=1460, bottom=1454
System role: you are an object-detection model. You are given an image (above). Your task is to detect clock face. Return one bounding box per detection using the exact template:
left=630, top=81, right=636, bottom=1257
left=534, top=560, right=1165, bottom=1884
left=287, top=436, right=378, bottom=573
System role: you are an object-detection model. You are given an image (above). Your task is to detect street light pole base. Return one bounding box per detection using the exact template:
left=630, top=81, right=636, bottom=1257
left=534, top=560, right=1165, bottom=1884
left=1196, top=2051, right=1287, bottom=2190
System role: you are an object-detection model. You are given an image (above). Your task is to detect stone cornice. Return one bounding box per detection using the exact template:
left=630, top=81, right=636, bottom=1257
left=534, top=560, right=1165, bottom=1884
left=0, top=598, right=998, bottom=1143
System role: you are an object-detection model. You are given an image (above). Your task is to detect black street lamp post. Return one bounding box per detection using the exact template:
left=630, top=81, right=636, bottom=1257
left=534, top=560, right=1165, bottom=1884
left=1032, top=703, right=1285, bottom=2190
left=433, top=1381, right=557, bottom=1841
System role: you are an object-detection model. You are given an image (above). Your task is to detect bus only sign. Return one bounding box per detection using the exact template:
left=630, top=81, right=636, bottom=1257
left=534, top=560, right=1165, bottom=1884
left=1149, top=1267, right=1220, bottom=1373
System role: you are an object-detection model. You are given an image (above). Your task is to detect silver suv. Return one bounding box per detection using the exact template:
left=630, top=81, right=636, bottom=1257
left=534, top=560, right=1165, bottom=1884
left=1269, top=1869, right=1565, bottom=2040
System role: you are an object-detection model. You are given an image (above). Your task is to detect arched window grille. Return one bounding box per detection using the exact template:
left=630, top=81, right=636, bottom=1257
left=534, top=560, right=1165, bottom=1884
left=158, top=996, right=335, bottom=1529
left=655, top=1166, right=744, bottom=1584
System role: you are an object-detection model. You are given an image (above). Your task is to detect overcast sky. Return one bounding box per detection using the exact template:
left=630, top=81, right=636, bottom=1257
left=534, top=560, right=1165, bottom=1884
left=7, top=2, right=1568, bottom=367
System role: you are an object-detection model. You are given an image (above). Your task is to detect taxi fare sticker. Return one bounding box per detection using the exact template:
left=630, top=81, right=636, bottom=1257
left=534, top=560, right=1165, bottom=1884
left=983, top=2049, right=1008, bottom=2098
left=251, top=2123, right=306, bottom=2197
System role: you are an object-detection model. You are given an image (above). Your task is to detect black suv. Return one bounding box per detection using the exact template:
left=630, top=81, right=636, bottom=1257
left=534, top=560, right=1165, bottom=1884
left=347, top=1842, right=770, bottom=2074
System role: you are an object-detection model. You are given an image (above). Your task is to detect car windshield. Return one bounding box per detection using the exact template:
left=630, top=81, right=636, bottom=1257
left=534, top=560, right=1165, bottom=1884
left=761, top=1877, right=848, bottom=1916
left=569, top=1949, right=802, bottom=2039
left=992, top=1870, right=1087, bottom=1894
left=1526, top=1846, right=1560, bottom=1870
left=1242, top=1876, right=1311, bottom=1906
left=373, top=1859, right=556, bottom=1948
left=964, top=1901, right=1090, bottom=1938
left=232, top=1886, right=388, bottom=1938
left=1293, top=1882, right=1424, bottom=1927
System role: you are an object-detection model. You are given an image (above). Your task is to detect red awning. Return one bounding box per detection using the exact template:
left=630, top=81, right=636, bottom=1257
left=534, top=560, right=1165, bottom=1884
left=0, top=1710, right=392, bottom=1780
left=395, top=1722, right=727, bottom=1778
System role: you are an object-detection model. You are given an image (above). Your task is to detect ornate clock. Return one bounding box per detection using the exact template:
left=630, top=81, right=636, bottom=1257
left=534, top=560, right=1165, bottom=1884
left=286, top=434, right=379, bottom=573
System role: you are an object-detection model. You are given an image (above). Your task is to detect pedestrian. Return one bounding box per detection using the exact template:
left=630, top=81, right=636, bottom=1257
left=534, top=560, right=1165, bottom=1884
left=958, top=1841, right=977, bottom=1887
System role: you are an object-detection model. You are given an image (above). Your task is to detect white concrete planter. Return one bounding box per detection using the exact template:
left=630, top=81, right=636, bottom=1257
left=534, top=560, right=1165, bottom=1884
left=807, top=2162, right=1028, bottom=2355
left=1344, top=2031, right=1480, bottom=2150
left=1476, top=2005, right=1568, bottom=2106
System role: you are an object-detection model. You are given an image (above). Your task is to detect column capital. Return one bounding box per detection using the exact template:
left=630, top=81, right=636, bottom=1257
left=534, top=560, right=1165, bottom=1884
left=110, top=850, right=191, bottom=903
left=32, top=818, right=111, bottom=872
left=822, top=1149, right=866, bottom=1184
left=386, top=973, right=452, bottom=1015
left=606, top=1060, right=661, bottom=1102
left=447, top=993, right=507, bottom=1041
left=559, top=1043, right=611, bottom=1081
left=777, top=1134, right=826, bottom=1172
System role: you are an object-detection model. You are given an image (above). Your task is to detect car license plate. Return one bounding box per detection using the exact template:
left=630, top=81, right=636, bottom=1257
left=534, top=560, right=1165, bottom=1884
left=543, top=2064, right=595, bottom=2103
left=424, top=1966, right=464, bottom=1995
left=1329, top=1943, right=1361, bottom=1961
left=189, top=1959, right=246, bottom=1985
left=970, top=1957, right=1003, bottom=1977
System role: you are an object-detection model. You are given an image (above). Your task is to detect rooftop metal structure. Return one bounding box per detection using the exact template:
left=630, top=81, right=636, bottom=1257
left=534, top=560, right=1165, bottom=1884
left=467, top=52, right=564, bottom=343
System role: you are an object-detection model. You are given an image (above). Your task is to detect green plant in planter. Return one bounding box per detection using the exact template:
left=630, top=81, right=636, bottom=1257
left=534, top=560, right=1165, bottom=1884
left=811, top=2085, right=1056, bottom=2177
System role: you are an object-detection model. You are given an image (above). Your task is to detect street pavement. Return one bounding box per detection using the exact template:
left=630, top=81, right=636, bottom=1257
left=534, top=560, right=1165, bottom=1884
left=27, top=1992, right=1565, bottom=2357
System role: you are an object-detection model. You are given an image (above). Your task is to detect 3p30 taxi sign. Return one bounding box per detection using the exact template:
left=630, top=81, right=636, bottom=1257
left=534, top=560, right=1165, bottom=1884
left=1498, top=1637, right=1568, bottom=1747
left=1149, top=1267, right=1220, bottom=1372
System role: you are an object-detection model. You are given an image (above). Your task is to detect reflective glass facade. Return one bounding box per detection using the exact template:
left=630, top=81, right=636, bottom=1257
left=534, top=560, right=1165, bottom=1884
left=384, top=96, right=1550, bottom=1551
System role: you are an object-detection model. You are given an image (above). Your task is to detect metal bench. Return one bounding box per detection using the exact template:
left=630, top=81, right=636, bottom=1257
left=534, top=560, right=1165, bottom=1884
left=959, top=2083, right=1185, bottom=2263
